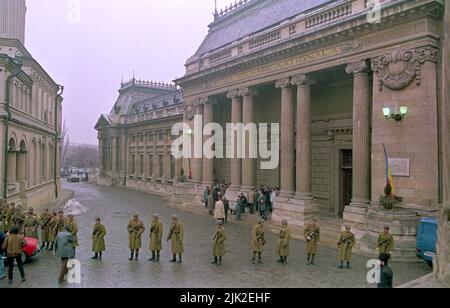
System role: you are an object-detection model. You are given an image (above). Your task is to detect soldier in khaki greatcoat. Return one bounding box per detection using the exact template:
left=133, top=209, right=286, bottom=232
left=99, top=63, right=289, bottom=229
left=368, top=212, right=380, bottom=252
left=167, top=215, right=184, bottom=264
left=304, top=219, right=320, bottom=265
left=377, top=226, right=395, bottom=255
left=92, top=217, right=107, bottom=260
left=211, top=220, right=227, bottom=265
left=276, top=219, right=290, bottom=265
left=251, top=220, right=265, bottom=264
left=149, top=214, right=163, bottom=262
left=337, top=226, right=356, bottom=269
left=127, top=214, right=145, bottom=261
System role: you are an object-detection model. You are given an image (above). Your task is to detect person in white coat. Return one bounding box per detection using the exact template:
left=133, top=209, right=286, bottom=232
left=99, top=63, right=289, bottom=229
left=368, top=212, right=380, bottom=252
left=214, top=197, right=225, bottom=224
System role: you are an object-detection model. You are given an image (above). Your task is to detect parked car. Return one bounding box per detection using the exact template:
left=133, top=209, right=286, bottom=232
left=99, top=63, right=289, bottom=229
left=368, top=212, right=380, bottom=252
left=416, top=217, right=438, bottom=267
left=3, top=236, right=39, bottom=266
left=67, top=174, right=81, bottom=183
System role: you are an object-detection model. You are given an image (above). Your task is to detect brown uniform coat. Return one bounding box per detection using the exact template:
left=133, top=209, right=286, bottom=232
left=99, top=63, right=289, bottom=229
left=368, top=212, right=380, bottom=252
left=149, top=219, right=163, bottom=251
left=167, top=222, right=184, bottom=254
left=277, top=227, right=290, bottom=257
left=127, top=219, right=145, bottom=250
left=251, top=224, right=265, bottom=252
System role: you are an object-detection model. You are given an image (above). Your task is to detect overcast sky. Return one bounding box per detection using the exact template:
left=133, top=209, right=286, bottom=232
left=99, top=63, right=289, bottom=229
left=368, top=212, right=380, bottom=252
left=26, top=0, right=230, bottom=145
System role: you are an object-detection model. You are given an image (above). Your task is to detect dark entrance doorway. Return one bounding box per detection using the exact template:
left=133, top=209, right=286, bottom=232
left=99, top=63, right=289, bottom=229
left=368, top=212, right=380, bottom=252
left=339, top=150, right=353, bottom=218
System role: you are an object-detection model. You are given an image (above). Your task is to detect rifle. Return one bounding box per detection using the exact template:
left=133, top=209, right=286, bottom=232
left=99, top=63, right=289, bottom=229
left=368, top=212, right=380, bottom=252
left=338, top=236, right=353, bottom=247
left=306, top=228, right=320, bottom=242
left=378, top=238, right=391, bottom=247
left=129, top=223, right=142, bottom=234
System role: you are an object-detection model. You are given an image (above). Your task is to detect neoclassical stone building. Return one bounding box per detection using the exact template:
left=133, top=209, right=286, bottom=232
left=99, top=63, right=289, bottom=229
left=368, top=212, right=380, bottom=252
left=0, top=0, right=63, bottom=208
left=95, top=78, right=184, bottom=194
left=171, top=0, right=447, bottom=259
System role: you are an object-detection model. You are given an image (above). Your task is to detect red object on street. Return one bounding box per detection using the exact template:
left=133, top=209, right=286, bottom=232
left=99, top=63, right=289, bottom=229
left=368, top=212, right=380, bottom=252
left=22, top=237, right=38, bottom=258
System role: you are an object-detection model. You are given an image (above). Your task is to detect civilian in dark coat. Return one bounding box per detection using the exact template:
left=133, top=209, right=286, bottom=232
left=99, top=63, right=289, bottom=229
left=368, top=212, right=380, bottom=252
left=377, top=253, right=393, bottom=288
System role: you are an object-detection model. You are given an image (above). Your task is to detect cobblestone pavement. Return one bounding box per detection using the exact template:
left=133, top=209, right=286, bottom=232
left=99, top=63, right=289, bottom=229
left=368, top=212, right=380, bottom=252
left=1, top=182, right=432, bottom=288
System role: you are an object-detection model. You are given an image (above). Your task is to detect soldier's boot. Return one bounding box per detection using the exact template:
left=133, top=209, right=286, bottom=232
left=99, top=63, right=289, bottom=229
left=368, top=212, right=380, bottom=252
left=98, top=252, right=102, bottom=261
left=170, top=254, right=177, bottom=263
left=148, top=251, right=155, bottom=262
left=306, top=253, right=311, bottom=265
left=252, top=253, right=257, bottom=264
left=177, top=254, right=183, bottom=264
left=277, top=256, right=283, bottom=263
left=91, top=253, right=98, bottom=260
left=155, top=251, right=160, bottom=262
left=129, top=251, right=134, bottom=261
left=283, top=257, right=287, bottom=265
left=311, top=255, right=316, bottom=265
left=211, top=256, right=218, bottom=264
left=258, top=253, right=263, bottom=264
left=346, top=262, right=351, bottom=269
left=339, top=261, right=344, bottom=269
left=218, top=257, right=222, bottom=266
left=134, top=250, right=139, bottom=261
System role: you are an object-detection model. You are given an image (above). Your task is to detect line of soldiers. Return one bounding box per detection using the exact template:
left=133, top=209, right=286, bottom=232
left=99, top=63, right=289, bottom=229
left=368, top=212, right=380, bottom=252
left=127, top=214, right=184, bottom=263
left=0, top=202, right=79, bottom=253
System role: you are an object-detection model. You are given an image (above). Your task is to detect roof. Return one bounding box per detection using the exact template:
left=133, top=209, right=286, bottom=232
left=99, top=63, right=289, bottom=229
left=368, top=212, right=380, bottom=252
left=130, top=90, right=183, bottom=115
left=193, top=0, right=332, bottom=58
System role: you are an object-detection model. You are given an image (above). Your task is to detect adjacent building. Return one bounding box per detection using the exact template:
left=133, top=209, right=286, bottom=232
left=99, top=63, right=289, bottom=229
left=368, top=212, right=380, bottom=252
left=0, top=0, right=63, bottom=208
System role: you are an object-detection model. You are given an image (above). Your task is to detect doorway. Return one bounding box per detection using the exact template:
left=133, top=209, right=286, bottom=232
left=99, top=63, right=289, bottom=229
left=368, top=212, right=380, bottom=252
left=339, top=149, right=353, bottom=218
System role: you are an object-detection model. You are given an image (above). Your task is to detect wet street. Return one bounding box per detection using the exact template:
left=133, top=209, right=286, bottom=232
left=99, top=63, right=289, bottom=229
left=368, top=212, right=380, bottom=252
left=2, top=182, right=432, bottom=288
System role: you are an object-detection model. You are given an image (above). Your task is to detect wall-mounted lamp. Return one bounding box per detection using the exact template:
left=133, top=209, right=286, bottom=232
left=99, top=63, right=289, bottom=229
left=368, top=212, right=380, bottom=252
left=383, top=106, right=408, bottom=121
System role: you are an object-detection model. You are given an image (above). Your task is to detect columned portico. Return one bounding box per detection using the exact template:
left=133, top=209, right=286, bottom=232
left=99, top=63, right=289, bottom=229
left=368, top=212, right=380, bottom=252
left=192, top=103, right=204, bottom=183
left=240, top=87, right=257, bottom=192
left=344, top=60, right=372, bottom=231
left=228, top=89, right=242, bottom=190
left=276, top=79, right=295, bottom=197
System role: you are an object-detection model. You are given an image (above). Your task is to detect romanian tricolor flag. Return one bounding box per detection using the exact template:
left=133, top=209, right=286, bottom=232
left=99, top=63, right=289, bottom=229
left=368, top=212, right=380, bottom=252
left=383, top=144, right=394, bottom=195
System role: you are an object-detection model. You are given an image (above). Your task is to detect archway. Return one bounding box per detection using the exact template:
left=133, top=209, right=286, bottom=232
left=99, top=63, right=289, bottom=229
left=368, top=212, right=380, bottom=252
left=7, top=138, right=17, bottom=184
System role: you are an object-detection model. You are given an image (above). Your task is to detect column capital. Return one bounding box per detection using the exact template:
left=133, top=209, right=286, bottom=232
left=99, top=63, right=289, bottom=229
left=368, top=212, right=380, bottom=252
left=226, top=89, right=240, bottom=99
left=238, top=87, right=258, bottom=97
left=345, top=60, right=370, bottom=75
left=291, top=74, right=315, bottom=86
left=275, top=78, right=292, bottom=89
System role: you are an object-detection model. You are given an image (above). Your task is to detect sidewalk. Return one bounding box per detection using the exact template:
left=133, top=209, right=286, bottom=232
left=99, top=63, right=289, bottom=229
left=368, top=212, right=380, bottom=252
left=397, top=273, right=449, bottom=288
left=34, top=189, right=74, bottom=212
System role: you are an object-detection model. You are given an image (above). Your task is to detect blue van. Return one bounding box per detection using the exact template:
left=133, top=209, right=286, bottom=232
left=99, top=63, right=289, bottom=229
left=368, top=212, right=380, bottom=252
left=416, top=217, right=438, bottom=266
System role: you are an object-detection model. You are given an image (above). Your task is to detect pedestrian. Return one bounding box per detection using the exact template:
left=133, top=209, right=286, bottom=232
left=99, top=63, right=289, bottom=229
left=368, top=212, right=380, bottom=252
left=207, top=191, right=214, bottom=215
left=304, top=219, right=320, bottom=265
left=54, top=225, right=75, bottom=284
left=149, top=214, right=163, bottom=262
left=6, top=203, right=15, bottom=231
left=253, top=189, right=261, bottom=215
left=276, top=220, right=290, bottom=265
left=377, top=226, right=394, bottom=255
left=202, top=187, right=210, bottom=208
left=211, top=220, right=227, bottom=265
left=214, top=197, right=225, bottom=224
left=127, top=214, right=145, bottom=261
left=338, top=226, right=356, bottom=269
left=0, top=203, right=9, bottom=232
left=2, top=227, right=26, bottom=285
left=251, top=220, right=265, bottom=264
left=65, top=214, right=79, bottom=255
left=167, top=215, right=184, bottom=264
left=259, top=197, right=267, bottom=220
left=13, top=205, right=25, bottom=233
left=247, top=189, right=255, bottom=214
left=235, top=193, right=246, bottom=221
left=23, top=208, right=39, bottom=240
left=377, top=253, right=394, bottom=288
left=91, top=218, right=107, bottom=260
left=0, top=229, right=5, bottom=280
left=223, top=195, right=229, bottom=224
left=264, top=190, right=271, bottom=220
left=39, top=208, right=52, bottom=250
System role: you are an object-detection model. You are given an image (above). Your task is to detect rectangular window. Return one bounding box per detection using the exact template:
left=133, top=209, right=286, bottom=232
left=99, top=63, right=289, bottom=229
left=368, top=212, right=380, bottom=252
left=149, top=155, right=153, bottom=176
left=159, top=155, right=163, bottom=178
left=131, top=154, right=135, bottom=174
left=140, top=154, right=144, bottom=175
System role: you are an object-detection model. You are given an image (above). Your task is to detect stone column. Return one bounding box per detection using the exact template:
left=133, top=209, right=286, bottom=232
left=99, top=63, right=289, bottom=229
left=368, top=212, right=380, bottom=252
left=202, top=99, right=214, bottom=185
left=276, top=79, right=295, bottom=197
left=153, top=153, right=160, bottom=182
left=163, top=148, right=170, bottom=184
left=292, top=74, right=314, bottom=199
left=239, top=87, right=258, bottom=191
left=192, top=103, right=204, bottom=183
left=227, top=90, right=242, bottom=190
left=111, top=136, right=118, bottom=174
left=344, top=60, right=371, bottom=228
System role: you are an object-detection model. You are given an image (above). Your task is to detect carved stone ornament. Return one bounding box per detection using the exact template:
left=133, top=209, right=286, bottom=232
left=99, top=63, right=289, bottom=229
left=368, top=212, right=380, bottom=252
left=345, top=60, right=370, bottom=75
left=184, top=97, right=207, bottom=120
left=371, top=47, right=439, bottom=91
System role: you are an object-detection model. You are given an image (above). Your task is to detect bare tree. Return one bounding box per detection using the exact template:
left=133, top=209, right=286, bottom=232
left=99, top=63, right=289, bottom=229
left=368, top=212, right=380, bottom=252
left=61, top=120, right=70, bottom=167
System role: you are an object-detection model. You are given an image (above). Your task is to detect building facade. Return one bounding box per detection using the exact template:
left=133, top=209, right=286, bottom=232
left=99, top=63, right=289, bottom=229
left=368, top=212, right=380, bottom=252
left=0, top=0, right=63, bottom=208
left=173, top=0, right=446, bottom=259
left=95, top=78, right=184, bottom=195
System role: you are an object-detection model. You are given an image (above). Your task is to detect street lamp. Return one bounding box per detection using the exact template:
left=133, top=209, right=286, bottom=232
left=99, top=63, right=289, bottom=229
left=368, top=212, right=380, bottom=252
left=383, top=106, right=408, bottom=121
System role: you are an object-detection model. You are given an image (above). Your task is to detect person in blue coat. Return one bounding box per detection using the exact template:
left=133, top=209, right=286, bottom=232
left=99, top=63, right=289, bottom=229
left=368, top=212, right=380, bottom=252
left=54, top=226, right=75, bottom=283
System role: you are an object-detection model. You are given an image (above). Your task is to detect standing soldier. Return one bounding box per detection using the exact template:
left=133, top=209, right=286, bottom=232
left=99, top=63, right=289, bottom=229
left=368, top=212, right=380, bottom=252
left=338, top=226, right=356, bottom=269
left=377, top=226, right=394, bottom=255
left=211, top=220, right=227, bottom=265
left=251, top=220, right=265, bottom=264
left=304, top=219, right=320, bottom=265
left=92, top=218, right=107, bottom=260
left=149, top=214, right=163, bottom=262
left=167, top=215, right=184, bottom=264
left=65, top=214, right=79, bottom=254
left=50, top=211, right=66, bottom=251
left=6, top=203, right=15, bottom=230
left=13, top=205, right=25, bottom=233
left=0, top=202, right=9, bottom=232
left=23, top=208, right=40, bottom=240
left=127, top=214, right=145, bottom=261
left=277, top=219, right=290, bottom=265
left=47, top=211, right=58, bottom=251
left=39, top=208, right=52, bottom=250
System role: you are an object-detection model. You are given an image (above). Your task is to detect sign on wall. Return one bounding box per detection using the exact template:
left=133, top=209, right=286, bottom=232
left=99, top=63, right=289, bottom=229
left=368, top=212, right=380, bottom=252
left=388, top=158, right=410, bottom=177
